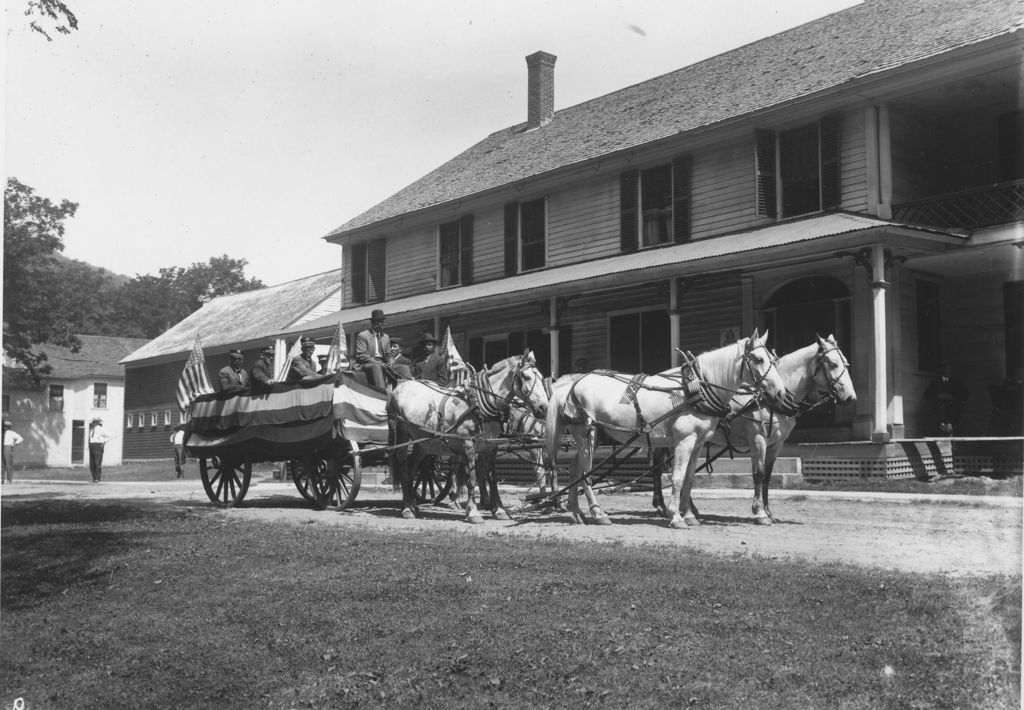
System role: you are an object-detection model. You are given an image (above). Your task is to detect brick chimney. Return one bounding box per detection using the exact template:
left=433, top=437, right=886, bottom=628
left=526, top=51, right=557, bottom=129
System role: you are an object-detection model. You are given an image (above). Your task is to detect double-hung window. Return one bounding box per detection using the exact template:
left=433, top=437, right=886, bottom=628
left=93, top=382, right=107, bottom=408
left=438, top=215, right=474, bottom=288
left=620, top=156, right=692, bottom=253
left=756, top=114, right=840, bottom=218
left=49, top=384, right=64, bottom=412
left=349, top=239, right=387, bottom=304
left=504, top=198, right=547, bottom=275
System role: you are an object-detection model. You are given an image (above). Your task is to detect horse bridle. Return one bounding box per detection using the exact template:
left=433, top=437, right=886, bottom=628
left=811, top=341, right=850, bottom=402
left=472, top=358, right=546, bottom=421
left=740, top=340, right=781, bottom=406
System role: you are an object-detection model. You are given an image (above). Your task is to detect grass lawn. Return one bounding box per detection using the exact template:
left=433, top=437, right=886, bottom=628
left=1, top=497, right=1020, bottom=709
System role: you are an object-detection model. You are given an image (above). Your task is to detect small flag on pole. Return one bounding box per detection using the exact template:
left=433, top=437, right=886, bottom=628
left=275, top=336, right=303, bottom=381
left=325, top=322, right=348, bottom=372
left=440, top=326, right=470, bottom=388
left=176, top=334, right=214, bottom=413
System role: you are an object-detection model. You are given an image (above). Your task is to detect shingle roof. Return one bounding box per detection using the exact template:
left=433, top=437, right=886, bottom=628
left=121, top=270, right=342, bottom=364
left=329, top=0, right=1023, bottom=235
left=4, top=335, right=149, bottom=383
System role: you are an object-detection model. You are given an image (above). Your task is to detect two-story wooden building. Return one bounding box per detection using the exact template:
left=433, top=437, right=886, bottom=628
left=296, top=0, right=1022, bottom=452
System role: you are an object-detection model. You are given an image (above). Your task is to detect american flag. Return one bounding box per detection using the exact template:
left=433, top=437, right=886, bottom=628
left=275, top=335, right=303, bottom=381
left=325, top=322, right=348, bottom=371
left=440, top=326, right=470, bottom=387
left=176, top=334, right=214, bottom=413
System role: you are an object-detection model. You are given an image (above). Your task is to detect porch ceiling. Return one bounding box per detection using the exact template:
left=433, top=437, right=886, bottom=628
left=295, top=213, right=966, bottom=335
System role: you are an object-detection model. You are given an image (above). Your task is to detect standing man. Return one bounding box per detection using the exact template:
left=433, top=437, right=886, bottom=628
left=170, top=424, right=187, bottom=478
left=288, top=337, right=321, bottom=381
left=354, top=310, right=391, bottom=389
left=2, top=420, right=24, bottom=484
left=924, top=361, right=970, bottom=435
left=218, top=349, right=251, bottom=393
left=250, top=345, right=276, bottom=393
left=88, top=418, right=112, bottom=483
left=412, top=332, right=445, bottom=384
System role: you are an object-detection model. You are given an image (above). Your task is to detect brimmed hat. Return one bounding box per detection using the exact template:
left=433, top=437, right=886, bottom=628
left=91, top=417, right=103, bottom=425
left=390, top=336, right=405, bottom=346
left=228, top=348, right=243, bottom=359
left=300, top=336, right=316, bottom=347
left=370, top=309, right=386, bottom=322
left=420, top=332, right=438, bottom=344
left=260, top=345, right=275, bottom=356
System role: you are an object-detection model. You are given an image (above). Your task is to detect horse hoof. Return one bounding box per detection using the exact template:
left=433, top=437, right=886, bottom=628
left=683, top=514, right=701, bottom=527
left=493, top=509, right=511, bottom=521
left=669, top=518, right=688, bottom=530
left=754, top=514, right=773, bottom=526
left=401, top=508, right=417, bottom=520
left=594, top=515, right=612, bottom=526
left=468, top=515, right=485, bottom=525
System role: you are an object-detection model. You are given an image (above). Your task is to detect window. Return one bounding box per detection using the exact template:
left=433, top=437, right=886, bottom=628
left=49, top=384, right=64, bottom=412
left=916, top=279, right=942, bottom=372
left=148, top=412, right=157, bottom=428
left=349, top=239, right=387, bottom=304
left=126, top=415, right=133, bottom=430
left=503, top=198, right=547, bottom=275
left=438, top=215, right=474, bottom=288
left=620, top=156, right=691, bottom=253
left=163, top=411, right=171, bottom=427
left=756, top=115, right=840, bottom=219
left=608, top=310, right=670, bottom=374
left=93, top=382, right=108, bottom=408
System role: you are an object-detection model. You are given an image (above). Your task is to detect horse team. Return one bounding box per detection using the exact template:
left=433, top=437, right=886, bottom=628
left=386, top=331, right=856, bottom=529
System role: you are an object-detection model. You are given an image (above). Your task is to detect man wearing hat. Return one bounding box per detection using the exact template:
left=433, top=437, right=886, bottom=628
left=388, top=337, right=414, bottom=380
left=218, top=349, right=251, bottom=393
left=2, top=420, right=23, bottom=484
left=354, top=309, right=391, bottom=389
left=288, top=336, right=321, bottom=381
left=169, top=424, right=187, bottom=479
left=250, top=345, right=276, bottom=393
left=412, top=332, right=446, bottom=384
left=88, top=418, right=112, bottom=483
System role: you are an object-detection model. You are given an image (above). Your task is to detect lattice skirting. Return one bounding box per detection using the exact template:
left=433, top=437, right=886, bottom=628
left=800, top=441, right=954, bottom=481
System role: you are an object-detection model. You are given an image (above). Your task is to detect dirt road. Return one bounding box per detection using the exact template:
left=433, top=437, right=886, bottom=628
left=3, top=478, right=1021, bottom=576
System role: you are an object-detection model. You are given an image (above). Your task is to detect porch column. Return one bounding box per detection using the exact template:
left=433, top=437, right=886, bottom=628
left=870, top=244, right=890, bottom=442
left=273, top=338, right=288, bottom=378
left=548, top=296, right=560, bottom=378
left=669, top=279, right=680, bottom=368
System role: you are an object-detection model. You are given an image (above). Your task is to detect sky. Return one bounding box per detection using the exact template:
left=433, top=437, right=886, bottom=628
left=5, top=0, right=860, bottom=287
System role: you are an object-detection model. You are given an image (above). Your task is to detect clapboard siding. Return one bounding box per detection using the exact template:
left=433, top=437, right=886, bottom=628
left=839, top=110, right=868, bottom=212
left=547, top=177, right=620, bottom=266
left=677, top=272, right=743, bottom=353
left=562, top=282, right=669, bottom=371
left=473, top=205, right=506, bottom=283
left=386, top=227, right=437, bottom=299
left=692, top=141, right=764, bottom=238
left=293, top=287, right=343, bottom=326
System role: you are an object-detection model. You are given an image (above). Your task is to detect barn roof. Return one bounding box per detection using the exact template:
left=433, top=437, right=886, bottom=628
left=3, top=335, right=149, bottom=385
left=120, top=269, right=342, bottom=365
left=327, top=0, right=1023, bottom=236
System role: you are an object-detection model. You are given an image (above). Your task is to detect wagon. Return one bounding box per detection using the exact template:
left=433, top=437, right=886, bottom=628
left=184, top=372, right=390, bottom=510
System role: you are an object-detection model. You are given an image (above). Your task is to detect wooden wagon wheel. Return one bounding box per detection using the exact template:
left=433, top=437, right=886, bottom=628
left=413, top=455, right=453, bottom=504
left=304, top=441, right=362, bottom=512
left=199, top=455, right=252, bottom=507
left=291, top=459, right=319, bottom=503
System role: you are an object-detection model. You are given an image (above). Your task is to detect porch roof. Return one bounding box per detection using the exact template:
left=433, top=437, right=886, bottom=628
left=299, top=213, right=965, bottom=333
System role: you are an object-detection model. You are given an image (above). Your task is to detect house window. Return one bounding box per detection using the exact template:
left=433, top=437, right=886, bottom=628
left=438, top=215, right=474, bottom=288
left=620, top=156, right=692, bottom=253
left=163, top=411, right=171, bottom=427
left=49, top=384, right=64, bottom=412
left=93, top=382, right=108, bottom=408
left=608, top=310, right=671, bottom=374
left=503, top=198, right=547, bottom=275
left=349, top=239, right=387, bottom=304
left=916, top=279, right=942, bottom=372
left=756, top=114, right=840, bottom=219
left=126, top=414, right=133, bottom=430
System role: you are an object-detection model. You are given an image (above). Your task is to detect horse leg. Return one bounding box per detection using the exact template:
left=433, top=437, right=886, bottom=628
left=479, top=444, right=509, bottom=521
left=680, top=443, right=704, bottom=528
left=750, top=436, right=772, bottom=525
left=462, top=441, right=485, bottom=524
left=665, top=435, right=698, bottom=529
left=565, top=424, right=591, bottom=524
left=651, top=447, right=669, bottom=516
left=762, top=449, right=780, bottom=524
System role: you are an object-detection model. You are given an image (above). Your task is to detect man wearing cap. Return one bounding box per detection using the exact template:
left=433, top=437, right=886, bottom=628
left=2, top=420, right=24, bottom=484
left=412, top=332, right=446, bottom=385
left=88, top=418, right=112, bottom=483
left=388, top=337, right=414, bottom=380
left=218, top=349, right=251, bottom=393
left=288, top=336, right=321, bottom=382
left=250, top=345, right=276, bottom=393
left=354, top=310, right=391, bottom=389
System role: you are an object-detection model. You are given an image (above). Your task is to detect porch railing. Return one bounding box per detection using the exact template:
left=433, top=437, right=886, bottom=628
left=892, top=178, right=1024, bottom=229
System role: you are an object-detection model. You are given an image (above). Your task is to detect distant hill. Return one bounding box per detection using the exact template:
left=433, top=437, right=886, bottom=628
left=50, top=251, right=131, bottom=287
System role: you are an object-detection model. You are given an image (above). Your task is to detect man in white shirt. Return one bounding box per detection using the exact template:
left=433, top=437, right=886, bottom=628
left=170, top=425, right=187, bottom=479
left=2, top=420, right=24, bottom=484
left=88, top=418, right=112, bottom=482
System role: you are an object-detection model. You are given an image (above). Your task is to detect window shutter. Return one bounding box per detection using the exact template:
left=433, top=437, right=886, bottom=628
left=755, top=129, right=777, bottom=218
left=672, top=155, right=692, bottom=243
left=366, top=239, right=386, bottom=302
left=508, top=331, right=525, bottom=356
left=459, top=214, right=474, bottom=285
left=503, top=203, right=519, bottom=276
left=350, top=243, right=367, bottom=303
left=620, top=171, right=638, bottom=253
left=469, top=337, right=484, bottom=369
left=819, top=114, right=841, bottom=210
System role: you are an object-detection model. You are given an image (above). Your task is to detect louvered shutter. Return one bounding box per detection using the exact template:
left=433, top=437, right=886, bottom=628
left=366, top=239, right=386, bottom=302
left=350, top=242, right=367, bottom=303
left=672, top=155, right=692, bottom=243
left=459, top=214, right=474, bottom=285
left=503, top=203, right=519, bottom=276
left=620, top=171, right=639, bottom=253
left=819, top=114, right=841, bottom=210
left=755, top=129, right=777, bottom=218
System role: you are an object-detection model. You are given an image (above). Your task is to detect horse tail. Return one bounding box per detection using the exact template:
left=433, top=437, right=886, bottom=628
left=544, top=383, right=569, bottom=469
left=385, top=393, right=405, bottom=493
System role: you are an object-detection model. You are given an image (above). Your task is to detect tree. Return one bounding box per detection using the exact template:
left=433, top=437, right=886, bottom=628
left=3, top=177, right=80, bottom=379
left=23, top=0, right=78, bottom=41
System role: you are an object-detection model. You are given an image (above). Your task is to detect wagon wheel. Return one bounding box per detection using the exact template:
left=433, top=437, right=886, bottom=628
left=291, top=459, right=319, bottom=502
left=413, top=455, right=453, bottom=504
left=199, top=455, right=251, bottom=507
left=304, top=442, right=362, bottom=512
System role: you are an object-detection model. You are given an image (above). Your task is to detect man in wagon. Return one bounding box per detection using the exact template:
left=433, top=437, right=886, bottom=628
left=354, top=309, right=392, bottom=389
left=250, top=345, right=276, bottom=392
left=218, top=349, right=251, bottom=392
left=412, top=332, right=445, bottom=384
left=388, top=337, right=414, bottom=380
left=288, top=336, right=321, bottom=381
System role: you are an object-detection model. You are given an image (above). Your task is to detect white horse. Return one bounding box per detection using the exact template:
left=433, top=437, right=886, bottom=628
left=652, top=334, right=857, bottom=524
left=544, top=331, right=787, bottom=529
left=387, top=351, right=549, bottom=523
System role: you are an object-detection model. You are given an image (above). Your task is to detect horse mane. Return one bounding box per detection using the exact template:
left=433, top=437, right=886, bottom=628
left=487, top=355, right=523, bottom=374
left=694, top=338, right=746, bottom=387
